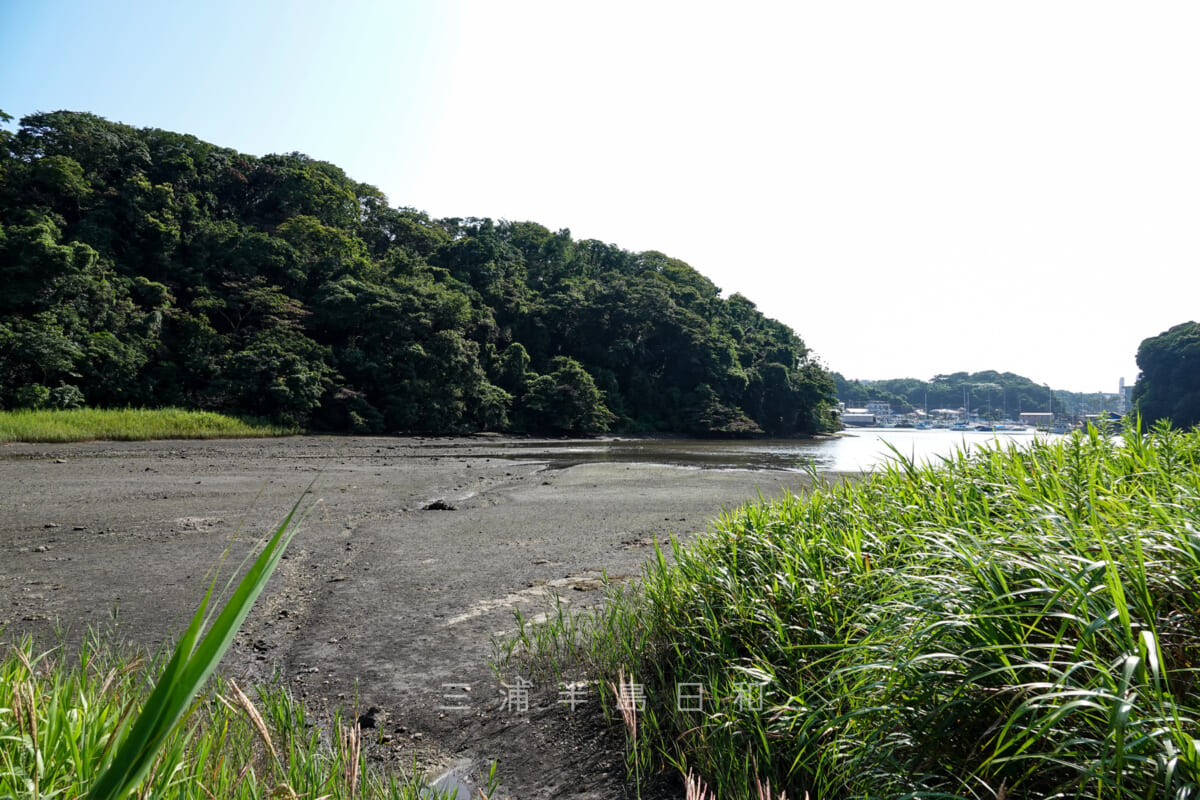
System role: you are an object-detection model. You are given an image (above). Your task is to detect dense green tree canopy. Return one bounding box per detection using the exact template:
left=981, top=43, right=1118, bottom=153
left=1133, top=321, right=1200, bottom=429
left=0, top=110, right=836, bottom=436
left=835, top=370, right=1122, bottom=420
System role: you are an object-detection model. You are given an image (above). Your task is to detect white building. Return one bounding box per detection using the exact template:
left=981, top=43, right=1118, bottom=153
left=1119, top=378, right=1134, bottom=413
left=841, top=409, right=876, bottom=427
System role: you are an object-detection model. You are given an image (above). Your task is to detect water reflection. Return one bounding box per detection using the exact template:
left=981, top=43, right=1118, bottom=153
left=496, top=429, right=1061, bottom=473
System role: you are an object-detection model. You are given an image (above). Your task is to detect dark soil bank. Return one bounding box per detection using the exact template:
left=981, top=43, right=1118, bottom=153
left=0, top=435, right=816, bottom=799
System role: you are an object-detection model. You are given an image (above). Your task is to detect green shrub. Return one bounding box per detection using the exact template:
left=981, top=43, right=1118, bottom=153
left=13, top=383, right=50, bottom=409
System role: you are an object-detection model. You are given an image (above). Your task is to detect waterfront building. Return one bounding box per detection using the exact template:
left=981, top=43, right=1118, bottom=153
left=841, top=409, right=877, bottom=427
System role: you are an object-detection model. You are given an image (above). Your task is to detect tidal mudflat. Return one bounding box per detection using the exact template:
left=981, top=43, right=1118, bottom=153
left=0, top=435, right=819, bottom=799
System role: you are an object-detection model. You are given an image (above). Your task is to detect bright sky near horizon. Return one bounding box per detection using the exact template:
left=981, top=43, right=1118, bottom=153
left=3, top=1, right=1198, bottom=394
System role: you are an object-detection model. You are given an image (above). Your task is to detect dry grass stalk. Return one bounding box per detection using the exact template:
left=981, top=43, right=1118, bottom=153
left=11, top=647, right=35, bottom=738
left=9, top=647, right=41, bottom=798
left=228, top=679, right=278, bottom=763
left=608, top=666, right=638, bottom=743
left=136, top=749, right=169, bottom=800
left=685, top=771, right=714, bottom=800
left=755, top=775, right=789, bottom=800
left=342, top=719, right=361, bottom=796
left=608, top=666, right=644, bottom=797
left=96, top=654, right=146, bottom=699
left=12, top=682, right=38, bottom=797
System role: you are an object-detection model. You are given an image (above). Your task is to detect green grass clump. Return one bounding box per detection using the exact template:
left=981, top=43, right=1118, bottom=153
left=0, top=632, right=447, bottom=799
left=0, top=407, right=297, bottom=442
left=502, top=423, right=1200, bottom=799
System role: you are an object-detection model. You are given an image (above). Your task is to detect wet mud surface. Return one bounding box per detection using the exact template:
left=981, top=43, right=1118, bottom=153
left=0, top=435, right=818, bottom=798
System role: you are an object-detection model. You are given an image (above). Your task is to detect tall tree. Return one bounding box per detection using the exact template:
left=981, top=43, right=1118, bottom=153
left=1134, top=321, right=1200, bottom=429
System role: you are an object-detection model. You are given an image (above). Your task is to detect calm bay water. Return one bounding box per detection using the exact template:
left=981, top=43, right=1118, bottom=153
left=502, top=428, right=1062, bottom=473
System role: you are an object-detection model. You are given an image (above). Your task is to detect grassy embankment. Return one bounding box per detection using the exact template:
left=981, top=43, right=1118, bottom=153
left=0, top=407, right=297, bottom=443
left=500, top=424, right=1200, bottom=799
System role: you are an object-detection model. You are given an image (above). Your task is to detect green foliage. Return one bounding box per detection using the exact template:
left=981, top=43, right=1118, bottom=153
left=1134, top=321, right=1200, bottom=429
left=502, top=425, right=1200, bottom=799
left=522, top=356, right=614, bottom=434
left=0, top=110, right=837, bottom=435
left=0, top=212, right=169, bottom=409
left=48, top=382, right=85, bottom=408
left=215, top=331, right=332, bottom=425
left=12, top=381, right=87, bottom=410
left=835, top=370, right=1125, bottom=420
left=13, top=382, right=51, bottom=409
left=495, top=341, right=532, bottom=395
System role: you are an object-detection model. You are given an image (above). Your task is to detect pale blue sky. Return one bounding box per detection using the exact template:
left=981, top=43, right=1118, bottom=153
left=4, top=1, right=1199, bottom=393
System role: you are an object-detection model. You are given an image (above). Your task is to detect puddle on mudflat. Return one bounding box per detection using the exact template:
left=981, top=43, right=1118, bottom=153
left=476, top=429, right=1060, bottom=474
left=427, top=759, right=477, bottom=798
left=491, top=439, right=826, bottom=472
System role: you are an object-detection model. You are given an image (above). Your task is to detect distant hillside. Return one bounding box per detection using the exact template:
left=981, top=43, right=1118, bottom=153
left=834, top=371, right=1125, bottom=419
left=0, top=110, right=836, bottom=436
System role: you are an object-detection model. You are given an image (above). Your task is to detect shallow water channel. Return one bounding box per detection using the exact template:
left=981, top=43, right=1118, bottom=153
left=498, top=428, right=1061, bottom=474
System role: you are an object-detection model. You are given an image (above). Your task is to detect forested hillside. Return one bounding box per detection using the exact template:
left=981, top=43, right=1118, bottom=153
left=0, top=110, right=836, bottom=436
left=834, top=370, right=1122, bottom=419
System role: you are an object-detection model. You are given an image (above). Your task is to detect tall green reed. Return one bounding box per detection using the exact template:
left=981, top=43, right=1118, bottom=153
left=498, top=422, right=1200, bottom=799
left=83, top=492, right=308, bottom=799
